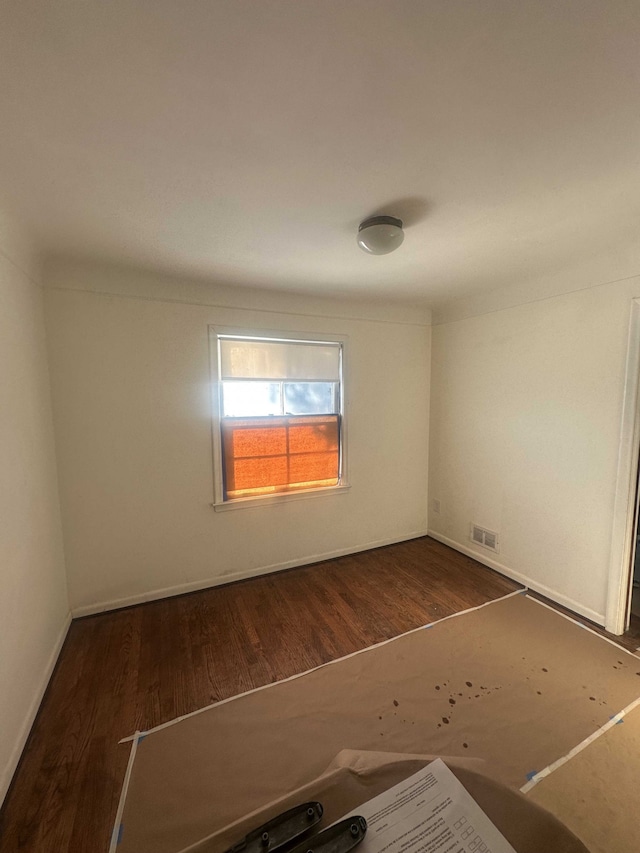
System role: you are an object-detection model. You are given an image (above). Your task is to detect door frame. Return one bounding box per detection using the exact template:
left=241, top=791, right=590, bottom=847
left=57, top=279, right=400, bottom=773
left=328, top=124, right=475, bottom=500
left=607, top=297, right=640, bottom=634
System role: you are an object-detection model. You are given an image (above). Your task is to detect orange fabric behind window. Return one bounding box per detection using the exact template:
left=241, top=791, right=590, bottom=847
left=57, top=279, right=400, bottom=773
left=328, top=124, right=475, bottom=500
left=221, top=415, right=339, bottom=498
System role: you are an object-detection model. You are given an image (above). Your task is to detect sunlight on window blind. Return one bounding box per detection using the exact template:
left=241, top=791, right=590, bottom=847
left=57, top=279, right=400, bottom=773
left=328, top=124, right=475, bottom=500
left=219, top=338, right=340, bottom=381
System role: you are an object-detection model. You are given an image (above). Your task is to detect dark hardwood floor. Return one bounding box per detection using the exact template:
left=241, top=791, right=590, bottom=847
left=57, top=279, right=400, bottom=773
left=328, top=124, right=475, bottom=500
left=0, top=536, right=637, bottom=852
left=630, top=612, right=640, bottom=648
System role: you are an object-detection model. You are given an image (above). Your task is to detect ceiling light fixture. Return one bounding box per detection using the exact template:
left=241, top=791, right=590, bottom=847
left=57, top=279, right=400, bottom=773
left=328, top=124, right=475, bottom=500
left=357, top=215, right=404, bottom=255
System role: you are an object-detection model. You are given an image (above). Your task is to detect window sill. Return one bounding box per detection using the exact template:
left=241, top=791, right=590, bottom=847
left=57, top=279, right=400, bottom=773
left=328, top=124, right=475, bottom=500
left=211, top=483, right=351, bottom=512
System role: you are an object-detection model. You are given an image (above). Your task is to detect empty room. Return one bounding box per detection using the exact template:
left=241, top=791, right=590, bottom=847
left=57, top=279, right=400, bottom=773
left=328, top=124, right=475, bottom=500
left=1, top=2, right=640, bottom=852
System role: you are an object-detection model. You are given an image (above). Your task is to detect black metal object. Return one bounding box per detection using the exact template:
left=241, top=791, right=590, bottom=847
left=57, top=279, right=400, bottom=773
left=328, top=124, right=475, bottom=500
left=226, top=803, right=324, bottom=853
left=288, top=816, right=368, bottom=853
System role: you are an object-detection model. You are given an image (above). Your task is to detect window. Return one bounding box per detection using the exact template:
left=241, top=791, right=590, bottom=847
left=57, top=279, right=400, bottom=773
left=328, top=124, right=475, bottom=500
left=210, top=331, right=347, bottom=506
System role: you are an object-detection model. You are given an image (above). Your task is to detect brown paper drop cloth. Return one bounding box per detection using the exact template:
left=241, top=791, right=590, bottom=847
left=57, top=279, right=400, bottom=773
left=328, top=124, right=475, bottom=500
left=113, top=592, right=640, bottom=853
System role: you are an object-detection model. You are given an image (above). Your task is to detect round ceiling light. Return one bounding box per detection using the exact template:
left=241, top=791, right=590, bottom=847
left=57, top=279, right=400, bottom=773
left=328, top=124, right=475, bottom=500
left=357, top=215, right=404, bottom=255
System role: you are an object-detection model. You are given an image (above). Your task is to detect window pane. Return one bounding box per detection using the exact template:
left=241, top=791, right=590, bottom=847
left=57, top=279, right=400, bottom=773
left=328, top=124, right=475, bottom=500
left=287, top=417, right=339, bottom=453
left=288, top=451, right=339, bottom=484
left=220, top=416, right=340, bottom=499
left=222, top=381, right=281, bottom=417
left=283, top=382, right=337, bottom=415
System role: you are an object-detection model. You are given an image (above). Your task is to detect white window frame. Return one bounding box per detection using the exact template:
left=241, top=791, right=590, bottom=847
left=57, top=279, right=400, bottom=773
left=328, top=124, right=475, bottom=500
left=209, top=326, right=350, bottom=511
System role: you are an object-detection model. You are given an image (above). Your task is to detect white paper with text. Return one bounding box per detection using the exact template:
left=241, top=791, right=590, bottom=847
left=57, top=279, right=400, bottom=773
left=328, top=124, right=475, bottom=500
left=343, top=759, right=517, bottom=853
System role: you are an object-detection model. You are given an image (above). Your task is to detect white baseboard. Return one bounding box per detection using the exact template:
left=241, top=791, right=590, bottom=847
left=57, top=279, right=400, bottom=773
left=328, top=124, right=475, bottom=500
left=1, top=611, right=72, bottom=806
left=71, top=530, right=430, bottom=617
left=427, top=530, right=605, bottom=626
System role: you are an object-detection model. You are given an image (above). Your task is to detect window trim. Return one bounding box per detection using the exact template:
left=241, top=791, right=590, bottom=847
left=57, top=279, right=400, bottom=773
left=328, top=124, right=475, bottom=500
left=209, top=326, right=349, bottom=511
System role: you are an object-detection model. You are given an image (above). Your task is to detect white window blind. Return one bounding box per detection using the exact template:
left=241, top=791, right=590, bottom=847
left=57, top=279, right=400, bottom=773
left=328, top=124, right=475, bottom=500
left=219, top=338, right=341, bottom=381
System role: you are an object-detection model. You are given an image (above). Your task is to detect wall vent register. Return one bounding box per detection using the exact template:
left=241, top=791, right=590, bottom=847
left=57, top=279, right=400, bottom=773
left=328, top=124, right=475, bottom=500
left=471, top=524, right=500, bottom=553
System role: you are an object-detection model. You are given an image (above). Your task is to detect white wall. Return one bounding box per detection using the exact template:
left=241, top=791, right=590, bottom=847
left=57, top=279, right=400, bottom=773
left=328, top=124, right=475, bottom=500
left=428, top=274, right=640, bottom=624
left=44, top=259, right=431, bottom=614
left=0, top=218, right=69, bottom=804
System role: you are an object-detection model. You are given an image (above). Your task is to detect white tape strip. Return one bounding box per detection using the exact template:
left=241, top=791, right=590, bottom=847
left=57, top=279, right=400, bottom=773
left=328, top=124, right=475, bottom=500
left=119, top=587, right=527, bottom=743
left=520, top=695, right=640, bottom=793
left=108, top=732, right=142, bottom=852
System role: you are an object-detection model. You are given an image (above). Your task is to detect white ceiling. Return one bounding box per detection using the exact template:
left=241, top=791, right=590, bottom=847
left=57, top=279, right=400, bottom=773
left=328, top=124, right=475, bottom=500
left=0, top=1, right=638, bottom=305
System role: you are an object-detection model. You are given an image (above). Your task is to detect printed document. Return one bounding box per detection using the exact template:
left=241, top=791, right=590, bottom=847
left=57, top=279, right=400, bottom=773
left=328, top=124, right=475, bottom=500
left=344, top=759, right=516, bottom=853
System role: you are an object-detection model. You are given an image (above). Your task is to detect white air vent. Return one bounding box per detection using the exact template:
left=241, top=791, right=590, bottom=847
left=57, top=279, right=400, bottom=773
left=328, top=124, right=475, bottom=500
left=470, top=524, right=499, bottom=553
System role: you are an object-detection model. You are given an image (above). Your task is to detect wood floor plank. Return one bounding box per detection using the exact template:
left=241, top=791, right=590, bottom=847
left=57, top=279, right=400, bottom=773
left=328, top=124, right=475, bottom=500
left=1, top=535, right=631, bottom=852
